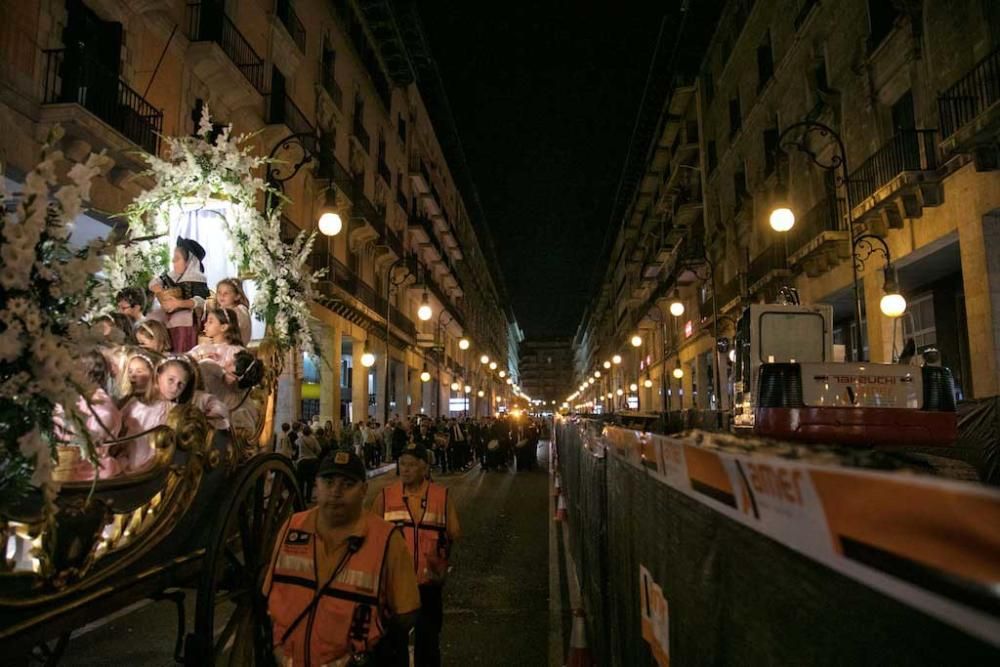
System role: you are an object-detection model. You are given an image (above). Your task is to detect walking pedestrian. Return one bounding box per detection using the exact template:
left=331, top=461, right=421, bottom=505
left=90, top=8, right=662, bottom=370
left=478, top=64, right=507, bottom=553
left=296, top=425, right=322, bottom=503
left=265, top=450, right=419, bottom=665
left=372, top=443, right=461, bottom=667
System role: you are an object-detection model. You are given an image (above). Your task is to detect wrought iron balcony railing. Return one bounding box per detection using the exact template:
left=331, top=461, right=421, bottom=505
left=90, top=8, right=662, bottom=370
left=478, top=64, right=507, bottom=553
left=185, top=2, right=267, bottom=94
left=321, top=68, right=343, bottom=109
left=938, top=47, right=1000, bottom=140
left=847, top=129, right=938, bottom=206
left=42, top=49, right=162, bottom=155
left=275, top=0, right=306, bottom=53
left=352, top=116, right=370, bottom=153
left=266, top=92, right=314, bottom=137
left=786, top=195, right=848, bottom=257
left=748, top=242, right=789, bottom=288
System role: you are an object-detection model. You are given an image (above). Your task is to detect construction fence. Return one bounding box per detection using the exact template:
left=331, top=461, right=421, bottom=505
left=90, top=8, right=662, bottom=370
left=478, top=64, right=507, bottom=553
left=554, top=418, right=1000, bottom=666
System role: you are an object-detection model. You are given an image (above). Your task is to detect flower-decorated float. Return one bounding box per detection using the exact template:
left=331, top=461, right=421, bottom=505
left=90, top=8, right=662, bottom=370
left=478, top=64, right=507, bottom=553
left=1, top=110, right=323, bottom=664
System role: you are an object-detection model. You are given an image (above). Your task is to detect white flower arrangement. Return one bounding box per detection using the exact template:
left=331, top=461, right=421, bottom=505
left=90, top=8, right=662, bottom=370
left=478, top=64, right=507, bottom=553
left=0, top=128, right=110, bottom=513
left=102, top=105, right=323, bottom=354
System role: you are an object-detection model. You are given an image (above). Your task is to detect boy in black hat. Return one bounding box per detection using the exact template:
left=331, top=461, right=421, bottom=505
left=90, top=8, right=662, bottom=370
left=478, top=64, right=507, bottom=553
left=148, top=236, right=210, bottom=352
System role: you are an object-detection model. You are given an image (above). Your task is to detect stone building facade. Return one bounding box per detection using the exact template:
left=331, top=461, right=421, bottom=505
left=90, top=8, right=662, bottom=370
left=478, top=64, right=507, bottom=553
left=0, top=0, right=518, bottom=428
left=519, top=337, right=573, bottom=407
left=573, top=0, right=1000, bottom=411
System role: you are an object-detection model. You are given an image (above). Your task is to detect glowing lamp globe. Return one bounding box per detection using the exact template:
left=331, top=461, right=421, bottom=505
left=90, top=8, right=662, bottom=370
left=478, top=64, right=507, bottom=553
left=418, top=303, right=433, bottom=321
left=670, top=300, right=685, bottom=317
left=629, top=383, right=638, bottom=392
left=420, top=370, right=431, bottom=383
left=506, top=378, right=513, bottom=385
left=672, top=367, right=684, bottom=380
left=489, top=361, right=498, bottom=370
left=603, top=361, right=611, bottom=369
left=606, top=393, right=613, bottom=399
left=458, top=338, right=470, bottom=350
left=616, top=388, right=624, bottom=396
left=464, top=385, right=471, bottom=393
left=880, top=292, right=907, bottom=318
left=612, top=354, right=622, bottom=365
left=593, top=371, right=601, bottom=378
left=499, top=370, right=506, bottom=378
left=769, top=207, right=795, bottom=232
left=450, top=381, right=460, bottom=391
left=729, top=348, right=737, bottom=363
left=644, top=379, right=653, bottom=388
left=480, top=354, right=490, bottom=364
left=318, top=211, right=343, bottom=237
left=630, top=335, right=642, bottom=348
left=477, top=390, right=485, bottom=397
left=360, top=352, right=376, bottom=368
left=587, top=378, right=594, bottom=385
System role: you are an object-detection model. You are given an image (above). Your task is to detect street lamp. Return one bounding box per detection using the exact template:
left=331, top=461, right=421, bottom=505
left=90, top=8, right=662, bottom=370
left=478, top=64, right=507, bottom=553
left=489, top=361, right=498, bottom=370
left=644, top=378, right=653, bottom=388
left=459, top=338, right=470, bottom=350
left=611, top=354, right=622, bottom=365
left=669, top=289, right=685, bottom=317
left=498, top=370, right=506, bottom=378
left=672, top=363, right=684, bottom=380
left=768, top=204, right=795, bottom=232
left=360, top=350, right=376, bottom=368
left=317, top=188, right=343, bottom=237
left=603, top=360, right=611, bottom=369
left=417, top=290, right=433, bottom=321
left=593, top=370, right=601, bottom=378
left=880, top=266, right=906, bottom=317
left=629, top=382, right=638, bottom=392
left=420, top=366, right=431, bottom=383
left=630, top=334, right=642, bottom=348
left=450, top=381, right=460, bottom=391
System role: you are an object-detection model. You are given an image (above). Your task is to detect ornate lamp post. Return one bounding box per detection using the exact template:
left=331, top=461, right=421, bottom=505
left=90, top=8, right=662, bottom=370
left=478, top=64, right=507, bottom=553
left=769, top=120, right=906, bottom=362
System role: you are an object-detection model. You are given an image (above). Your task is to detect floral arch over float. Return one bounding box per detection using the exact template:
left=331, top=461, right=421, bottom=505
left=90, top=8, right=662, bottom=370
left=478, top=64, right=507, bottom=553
left=103, top=107, right=323, bottom=354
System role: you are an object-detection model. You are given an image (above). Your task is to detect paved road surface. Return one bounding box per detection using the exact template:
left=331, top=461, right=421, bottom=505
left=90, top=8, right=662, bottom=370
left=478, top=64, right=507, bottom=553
left=62, top=444, right=550, bottom=666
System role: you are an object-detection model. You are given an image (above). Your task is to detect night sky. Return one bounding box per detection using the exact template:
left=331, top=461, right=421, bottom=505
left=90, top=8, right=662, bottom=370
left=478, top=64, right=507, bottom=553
left=417, top=2, right=673, bottom=339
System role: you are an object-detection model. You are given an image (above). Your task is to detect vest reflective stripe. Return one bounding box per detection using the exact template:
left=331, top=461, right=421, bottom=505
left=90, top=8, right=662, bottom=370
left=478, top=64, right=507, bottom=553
left=382, top=482, right=449, bottom=585
left=267, top=511, right=394, bottom=665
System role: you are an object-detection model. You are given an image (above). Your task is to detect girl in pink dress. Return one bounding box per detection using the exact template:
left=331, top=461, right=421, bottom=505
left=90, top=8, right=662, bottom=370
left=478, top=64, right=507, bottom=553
left=190, top=308, right=246, bottom=430
left=115, top=350, right=158, bottom=408
left=148, top=237, right=209, bottom=353
left=119, top=356, right=196, bottom=472
left=214, top=278, right=252, bottom=345
left=54, top=351, right=123, bottom=480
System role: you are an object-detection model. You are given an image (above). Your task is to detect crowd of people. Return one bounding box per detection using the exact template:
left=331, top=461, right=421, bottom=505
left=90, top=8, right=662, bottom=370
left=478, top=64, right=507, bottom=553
left=273, top=413, right=546, bottom=502
left=56, top=237, right=264, bottom=480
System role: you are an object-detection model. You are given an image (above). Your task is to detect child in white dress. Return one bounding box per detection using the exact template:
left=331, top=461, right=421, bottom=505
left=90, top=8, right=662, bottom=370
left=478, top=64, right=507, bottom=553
left=119, top=356, right=196, bottom=472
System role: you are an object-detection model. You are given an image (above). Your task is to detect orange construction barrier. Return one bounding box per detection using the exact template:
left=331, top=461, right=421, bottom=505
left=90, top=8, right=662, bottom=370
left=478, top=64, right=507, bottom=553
left=566, top=607, right=595, bottom=667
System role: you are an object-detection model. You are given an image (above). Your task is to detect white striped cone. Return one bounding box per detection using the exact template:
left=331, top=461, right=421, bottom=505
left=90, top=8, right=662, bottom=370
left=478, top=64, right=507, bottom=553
left=565, top=607, right=595, bottom=667
left=554, top=493, right=567, bottom=522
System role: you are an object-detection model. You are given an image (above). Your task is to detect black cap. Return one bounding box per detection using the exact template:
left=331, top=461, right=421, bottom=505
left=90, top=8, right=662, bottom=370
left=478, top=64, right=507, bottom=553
left=317, top=450, right=367, bottom=482
left=399, top=442, right=428, bottom=462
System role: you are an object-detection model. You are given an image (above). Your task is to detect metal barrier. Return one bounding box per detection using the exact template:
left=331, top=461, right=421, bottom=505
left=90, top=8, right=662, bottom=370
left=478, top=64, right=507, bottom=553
left=555, top=419, right=1000, bottom=666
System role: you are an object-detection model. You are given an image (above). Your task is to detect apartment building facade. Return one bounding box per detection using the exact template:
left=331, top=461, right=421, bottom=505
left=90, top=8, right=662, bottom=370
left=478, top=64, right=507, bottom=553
left=573, top=0, right=1000, bottom=411
left=519, top=337, right=573, bottom=407
left=0, top=0, right=518, bottom=427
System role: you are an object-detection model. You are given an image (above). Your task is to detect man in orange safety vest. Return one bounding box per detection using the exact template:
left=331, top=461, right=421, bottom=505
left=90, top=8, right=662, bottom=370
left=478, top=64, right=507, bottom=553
left=371, top=442, right=460, bottom=667
left=265, top=450, right=420, bottom=666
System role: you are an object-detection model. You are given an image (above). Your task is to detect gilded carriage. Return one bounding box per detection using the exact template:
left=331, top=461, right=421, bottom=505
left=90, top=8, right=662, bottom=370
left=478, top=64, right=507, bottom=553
left=0, top=344, right=302, bottom=666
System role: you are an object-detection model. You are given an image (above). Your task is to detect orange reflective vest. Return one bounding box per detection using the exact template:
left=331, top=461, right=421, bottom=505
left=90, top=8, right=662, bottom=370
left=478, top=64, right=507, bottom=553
left=382, top=482, right=450, bottom=585
left=267, top=510, right=395, bottom=665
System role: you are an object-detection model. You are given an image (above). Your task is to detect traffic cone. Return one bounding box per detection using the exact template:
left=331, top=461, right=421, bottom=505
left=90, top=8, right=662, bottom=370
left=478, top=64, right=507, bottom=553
left=554, top=493, right=567, bottom=522
left=565, top=607, right=595, bottom=667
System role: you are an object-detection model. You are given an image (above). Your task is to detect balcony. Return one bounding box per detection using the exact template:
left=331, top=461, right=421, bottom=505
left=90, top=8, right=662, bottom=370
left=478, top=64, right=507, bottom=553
left=321, top=69, right=343, bottom=110
left=747, top=242, right=790, bottom=297
left=848, top=129, right=943, bottom=228
left=185, top=2, right=268, bottom=102
left=700, top=275, right=742, bottom=322
left=409, top=158, right=431, bottom=194
left=396, top=188, right=409, bottom=213
left=938, top=47, right=1000, bottom=163
left=311, top=253, right=416, bottom=339
left=787, top=196, right=851, bottom=276
left=266, top=92, right=314, bottom=137
left=275, top=0, right=306, bottom=53
left=352, top=116, right=370, bottom=153
left=41, top=49, right=162, bottom=156
left=377, top=158, right=392, bottom=185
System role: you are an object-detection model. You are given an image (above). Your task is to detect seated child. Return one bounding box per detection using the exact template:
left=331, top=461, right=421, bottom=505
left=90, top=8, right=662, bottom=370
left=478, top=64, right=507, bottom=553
left=54, top=350, right=123, bottom=480
left=213, top=278, right=252, bottom=344
left=119, top=356, right=196, bottom=472
left=134, top=319, right=172, bottom=355
left=115, top=349, right=158, bottom=408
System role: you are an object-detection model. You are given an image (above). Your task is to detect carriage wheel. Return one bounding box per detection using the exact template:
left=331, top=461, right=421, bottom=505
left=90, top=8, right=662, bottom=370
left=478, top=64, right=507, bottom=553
left=187, top=454, right=303, bottom=666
